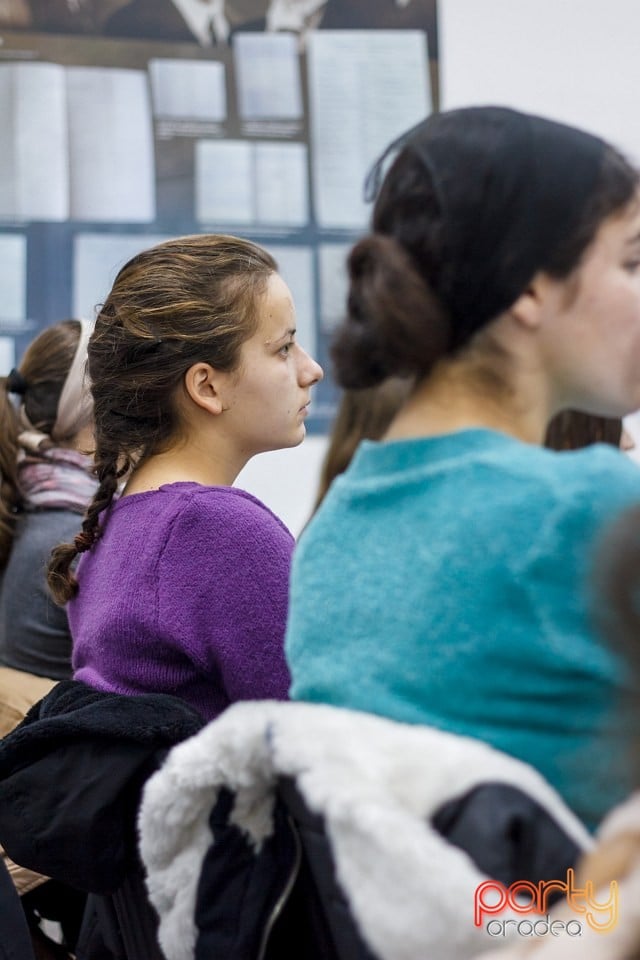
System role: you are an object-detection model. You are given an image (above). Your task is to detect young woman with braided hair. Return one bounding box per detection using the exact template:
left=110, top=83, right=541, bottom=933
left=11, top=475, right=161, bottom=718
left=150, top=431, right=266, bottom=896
left=285, top=106, right=640, bottom=832
left=48, top=234, right=322, bottom=721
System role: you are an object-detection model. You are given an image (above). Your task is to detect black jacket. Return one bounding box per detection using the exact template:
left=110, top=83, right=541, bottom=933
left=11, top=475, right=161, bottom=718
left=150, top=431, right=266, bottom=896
left=0, top=680, right=204, bottom=895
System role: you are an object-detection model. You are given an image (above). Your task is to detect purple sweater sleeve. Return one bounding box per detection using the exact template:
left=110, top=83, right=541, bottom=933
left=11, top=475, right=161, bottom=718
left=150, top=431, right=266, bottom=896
left=157, top=488, right=293, bottom=703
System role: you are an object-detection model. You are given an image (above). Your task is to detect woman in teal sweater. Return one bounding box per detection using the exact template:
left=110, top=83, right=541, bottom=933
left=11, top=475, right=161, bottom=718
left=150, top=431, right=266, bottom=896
left=285, top=106, right=640, bottom=831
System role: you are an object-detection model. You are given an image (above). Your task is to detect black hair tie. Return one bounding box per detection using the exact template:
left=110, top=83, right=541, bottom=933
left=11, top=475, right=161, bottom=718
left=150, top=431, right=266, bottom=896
left=6, top=368, right=29, bottom=396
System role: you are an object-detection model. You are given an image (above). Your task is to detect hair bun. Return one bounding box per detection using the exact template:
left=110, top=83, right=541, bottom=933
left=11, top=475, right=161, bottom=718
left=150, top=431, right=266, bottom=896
left=6, top=369, right=29, bottom=396
left=331, top=234, right=450, bottom=389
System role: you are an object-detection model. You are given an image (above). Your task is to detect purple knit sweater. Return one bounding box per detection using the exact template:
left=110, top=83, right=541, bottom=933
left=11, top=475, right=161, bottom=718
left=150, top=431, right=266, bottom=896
left=69, top=482, right=293, bottom=720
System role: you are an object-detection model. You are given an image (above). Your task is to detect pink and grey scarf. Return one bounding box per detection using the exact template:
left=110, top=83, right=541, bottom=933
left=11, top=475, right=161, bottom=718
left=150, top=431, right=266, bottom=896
left=18, top=447, right=97, bottom=514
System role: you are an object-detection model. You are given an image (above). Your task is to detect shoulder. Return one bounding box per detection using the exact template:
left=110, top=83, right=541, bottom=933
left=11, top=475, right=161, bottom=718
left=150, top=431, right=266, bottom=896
left=474, top=439, right=640, bottom=506
left=174, top=486, right=294, bottom=544
left=482, top=444, right=640, bottom=558
left=533, top=444, right=640, bottom=512
left=156, top=487, right=295, bottom=607
left=154, top=486, right=295, bottom=576
left=488, top=446, right=640, bottom=590
left=429, top=439, right=640, bottom=562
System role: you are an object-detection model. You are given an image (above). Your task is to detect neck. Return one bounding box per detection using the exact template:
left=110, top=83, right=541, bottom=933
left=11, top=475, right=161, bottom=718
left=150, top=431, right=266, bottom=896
left=386, top=356, right=552, bottom=446
left=123, top=443, right=245, bottom=496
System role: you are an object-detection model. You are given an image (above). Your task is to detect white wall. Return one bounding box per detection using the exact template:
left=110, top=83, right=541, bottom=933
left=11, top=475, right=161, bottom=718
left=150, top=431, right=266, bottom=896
left=236, top=435, right=329, bottom=537
left=439, top=0, right=640, bottom=163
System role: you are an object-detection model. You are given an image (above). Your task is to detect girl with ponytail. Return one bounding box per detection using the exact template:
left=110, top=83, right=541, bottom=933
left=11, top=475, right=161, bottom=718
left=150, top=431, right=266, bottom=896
left=285, top=106, right=640, bottom=832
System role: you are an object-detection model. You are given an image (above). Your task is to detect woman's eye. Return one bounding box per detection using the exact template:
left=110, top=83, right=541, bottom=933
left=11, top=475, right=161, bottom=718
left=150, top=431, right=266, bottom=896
left=624, top=259, right=640, bottom=273
left=279, top=342, right=293, bottom=356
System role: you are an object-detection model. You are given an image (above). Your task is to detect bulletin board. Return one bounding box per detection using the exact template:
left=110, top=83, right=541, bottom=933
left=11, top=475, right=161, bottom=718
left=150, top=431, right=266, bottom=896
left=0, top=0, right=437, bottom=430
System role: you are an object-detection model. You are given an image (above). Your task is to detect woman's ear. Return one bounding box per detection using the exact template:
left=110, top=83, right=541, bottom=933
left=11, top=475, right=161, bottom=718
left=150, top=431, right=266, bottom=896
left=509, top=272, right=553, bottom=330
left=183, top=362, right=224, bottom=416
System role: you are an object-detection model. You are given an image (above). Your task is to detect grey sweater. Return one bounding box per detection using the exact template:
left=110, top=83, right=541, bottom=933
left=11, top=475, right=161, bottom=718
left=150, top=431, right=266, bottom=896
left=0, top=510, right=81, bottom=680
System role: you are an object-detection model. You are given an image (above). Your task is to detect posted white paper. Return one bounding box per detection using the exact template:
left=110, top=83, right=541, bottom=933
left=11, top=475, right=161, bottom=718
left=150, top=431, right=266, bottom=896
left=0, top=337, right=15, bottom=373
left=72, top=232, right=171, bottom=321
left=307, top=30, right=431, bottom=228
left=0, top=63, right=69, bottom=221
left=268, top=244, right=316, bottom=356
left=254, top=142, right=308, bottom=226
left=0, top=234, right=27, bottom=322
left=66, top=67, right=155, bottom=222
left=149, top=58, right=227, bottom=121
left=318, top=243, right=352, bottom=332
left=233, top=32, right=303, bottom=119
left=195, top=140, right=254, bottom=224
left=0, top=63, right=155, bottom=222
left=196, top=139, right=309, bottom=226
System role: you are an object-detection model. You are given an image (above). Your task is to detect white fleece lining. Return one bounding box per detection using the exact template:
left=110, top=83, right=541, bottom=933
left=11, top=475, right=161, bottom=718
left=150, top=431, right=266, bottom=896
left=138, top=701, right=592, bottom=960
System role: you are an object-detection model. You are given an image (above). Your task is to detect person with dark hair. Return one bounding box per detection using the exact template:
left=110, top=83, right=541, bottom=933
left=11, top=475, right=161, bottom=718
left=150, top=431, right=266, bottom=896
left=48, top=234, right=322, bottom=722
left=0, top=318, right=94, bottom=960
left=285, top=106, right=640, bottom=831
left=0, top=319, right=95, bottom=681
left=544, top=409, right=624, bottom=451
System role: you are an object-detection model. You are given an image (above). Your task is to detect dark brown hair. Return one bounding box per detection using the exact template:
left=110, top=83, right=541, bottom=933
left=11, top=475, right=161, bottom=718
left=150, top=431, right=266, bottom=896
left=0, top=319, right=82, bottom=569
left=333, top=109, right=638, bottom=389
left=48, top=234, right=276, bottom=604
left=544, top=410, right=623, bottom=451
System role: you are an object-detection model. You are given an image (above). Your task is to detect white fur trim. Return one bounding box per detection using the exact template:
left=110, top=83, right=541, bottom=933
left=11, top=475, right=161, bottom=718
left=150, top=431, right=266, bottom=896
left=138, top=702, right=592, bottom=960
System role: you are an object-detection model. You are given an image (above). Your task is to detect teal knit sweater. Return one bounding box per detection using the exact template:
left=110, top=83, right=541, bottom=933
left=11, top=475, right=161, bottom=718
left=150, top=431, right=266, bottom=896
left=286, top=429, right=640, bottom=830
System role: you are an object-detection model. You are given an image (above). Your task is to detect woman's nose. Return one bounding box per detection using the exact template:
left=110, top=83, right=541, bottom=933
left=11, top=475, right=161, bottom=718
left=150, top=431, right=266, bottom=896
left=300, top=348, right=324, bottom=385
